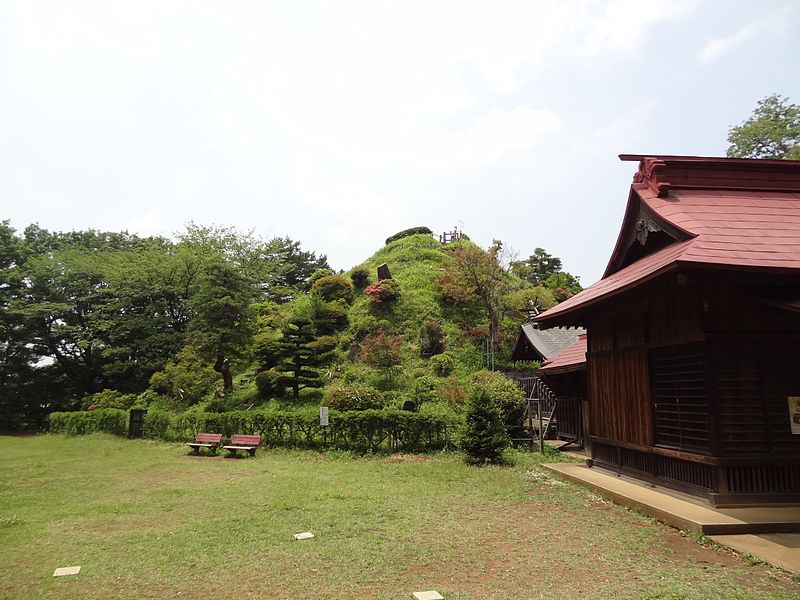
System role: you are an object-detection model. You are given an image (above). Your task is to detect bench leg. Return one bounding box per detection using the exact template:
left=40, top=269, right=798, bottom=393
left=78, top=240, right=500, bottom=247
left=248, top=448, right=256, bottom=457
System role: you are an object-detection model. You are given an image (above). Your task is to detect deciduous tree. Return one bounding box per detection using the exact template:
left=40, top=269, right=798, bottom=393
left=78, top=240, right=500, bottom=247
left=438, top=241, right=509, bottom=369
left=727, top=94, right=800, bottom=160
left=360, top=331, right=403, bottom=380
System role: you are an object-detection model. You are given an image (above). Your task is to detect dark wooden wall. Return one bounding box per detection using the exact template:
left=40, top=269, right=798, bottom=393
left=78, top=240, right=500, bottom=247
left=588, top=349, right=650, bottom=445
left=586, top=283, right=700, bottom=447
left=711, top=339, right=800, bottom=457
left=581, top=272, right=800, bottom=502
left=586, top=277, right=800, bottom=457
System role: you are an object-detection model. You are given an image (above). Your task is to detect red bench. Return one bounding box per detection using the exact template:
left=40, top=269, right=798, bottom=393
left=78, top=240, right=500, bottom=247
left=187, top=433, right=223, bottom=455
left=223, top=434, right=261, bottom=457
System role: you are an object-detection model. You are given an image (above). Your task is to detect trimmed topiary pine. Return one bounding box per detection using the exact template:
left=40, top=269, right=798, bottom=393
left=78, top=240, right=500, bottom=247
left=461, top=388, right=510, bottom=464
left=350, top=265, right=370, bottom=289
left=311, top=274, right=354, bottom=304
left=385, top=226, right=433, bottom=246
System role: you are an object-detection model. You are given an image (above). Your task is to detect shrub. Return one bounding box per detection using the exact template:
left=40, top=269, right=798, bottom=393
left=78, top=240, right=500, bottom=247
left=135, top=390, right=171, bottom=411
left=364, top=279, right=401, bottom=304
left=255, top=369, right=284, bottom=399
left=360, top=331, right=403, bottom=380
left=49, top=409, right=128, bottom=436
left=143, top=409, right=175, bottom=440
left=83, top=389, right=139, bottom=411
left=149, top=345, right=218, bottom=407
left=469, top=370, right=524, bottom=419
left=312, top=298, right=349, bottom=334
left=419, top=320, right=445, bottom=357
left=311, top=274, right=353, bottom=303
left=385, top=226, right=433, bottom=245
left=429, top=352, right=455, bottom=376
left=412, top=375, right=438, bottom=405
left=349, top=314, right=390, bottom=341
left=460, top=387, right=510, bottom=464
left=325, top=386, right=385, bottom=411
left=350, top=265, right=370, bottom=289
left=435, top=376, right=468, bottom=407
left=204, top=398, right=228, bottom=413
left=308, top=268, right=334, bottom=288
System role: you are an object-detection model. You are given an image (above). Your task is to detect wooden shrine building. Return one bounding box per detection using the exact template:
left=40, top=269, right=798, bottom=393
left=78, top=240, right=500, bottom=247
left=535, top=155, right=800, bottom=506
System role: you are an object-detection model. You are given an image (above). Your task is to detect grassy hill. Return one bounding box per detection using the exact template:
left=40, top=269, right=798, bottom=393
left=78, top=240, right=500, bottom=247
left=202, top=231, right=539, bottom=412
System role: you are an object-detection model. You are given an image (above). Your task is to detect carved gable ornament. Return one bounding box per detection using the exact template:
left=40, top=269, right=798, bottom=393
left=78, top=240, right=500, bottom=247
left=635, top=211, right=662, bottom=245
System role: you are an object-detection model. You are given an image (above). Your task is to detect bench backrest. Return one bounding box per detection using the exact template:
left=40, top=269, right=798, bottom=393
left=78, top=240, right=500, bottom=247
left=196, top=433, right=223, bottom=443
left=230, top=434, right=261, bottom=446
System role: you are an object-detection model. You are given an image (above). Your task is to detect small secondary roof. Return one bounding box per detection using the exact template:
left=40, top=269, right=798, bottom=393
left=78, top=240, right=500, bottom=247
left=510, top=322, right=585, bottom=361
left=537, top=155, right=800, bottom=327
left=539, top=333, right=587, bottom=374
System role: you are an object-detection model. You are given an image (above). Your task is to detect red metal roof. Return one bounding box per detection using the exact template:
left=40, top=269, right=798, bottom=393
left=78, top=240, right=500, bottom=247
left=539, top=334, right=587, bottom=374
left=537, top=155, right=800, bottom=326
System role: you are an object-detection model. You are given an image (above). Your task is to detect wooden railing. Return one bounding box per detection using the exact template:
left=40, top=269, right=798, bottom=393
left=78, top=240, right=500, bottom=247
left=507, top=376, right=582, bottom=449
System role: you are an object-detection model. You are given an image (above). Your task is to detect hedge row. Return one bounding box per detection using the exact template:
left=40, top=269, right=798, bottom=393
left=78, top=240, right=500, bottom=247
left=49, top=407, right=459, bottom=453
left=49, top=408, right=128, bottom=436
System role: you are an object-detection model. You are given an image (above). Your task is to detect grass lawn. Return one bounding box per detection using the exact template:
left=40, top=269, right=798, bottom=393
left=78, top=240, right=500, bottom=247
left=1, top=435, right=798, bottom=599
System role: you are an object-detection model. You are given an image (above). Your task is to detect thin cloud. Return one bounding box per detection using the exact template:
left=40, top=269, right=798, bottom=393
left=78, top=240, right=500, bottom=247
left=699, top=4, right=797, bottom=64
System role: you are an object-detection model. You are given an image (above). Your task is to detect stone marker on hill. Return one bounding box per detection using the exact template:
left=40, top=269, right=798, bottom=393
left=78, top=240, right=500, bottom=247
left=377, top=263, right=392, bottom=281
left=53, top=566, right=81, bottom=577
left=294, top=531, right=314, bottom=540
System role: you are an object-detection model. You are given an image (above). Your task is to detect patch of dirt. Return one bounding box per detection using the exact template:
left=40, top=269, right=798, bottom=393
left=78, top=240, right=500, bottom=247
left=384, top=454, right=430, bottom=463
left=660, top=532, right=743, bottom=568
left=398, top=498, right=800, bottom=598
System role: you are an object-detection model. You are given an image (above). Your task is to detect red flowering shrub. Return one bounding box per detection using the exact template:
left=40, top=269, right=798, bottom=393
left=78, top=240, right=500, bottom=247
left=364, top=279, right=401, bottom=304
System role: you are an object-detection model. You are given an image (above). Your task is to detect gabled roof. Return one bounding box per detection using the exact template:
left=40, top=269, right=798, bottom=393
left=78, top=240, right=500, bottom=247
left=537, top=155, right=800, bottom=326
left=539, top=333, right=587, bottom=374
left=510, top=322, right=585, bottom=361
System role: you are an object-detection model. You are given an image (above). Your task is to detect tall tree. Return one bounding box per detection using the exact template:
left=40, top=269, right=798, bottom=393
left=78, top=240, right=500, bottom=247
left=727, top=94, right=800, bottom=160
left=438, top=241, right=509, bottom=370
left=177, top=224, right=328, bottom=303
left=0, top=222, right=53, bottom=430
left=511, top=247, right=563, bottom=286
left=188, top=261, right=255, bottom=392
left=263, top=236, right=329, bottom=303
left=11, top=230, right=191, bottom=398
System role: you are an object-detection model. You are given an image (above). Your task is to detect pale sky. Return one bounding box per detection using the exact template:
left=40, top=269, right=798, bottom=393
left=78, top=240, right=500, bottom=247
left=2, top=1, right=799, bottom=284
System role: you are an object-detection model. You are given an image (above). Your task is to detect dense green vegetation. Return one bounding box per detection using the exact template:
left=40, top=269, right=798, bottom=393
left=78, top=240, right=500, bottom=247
left=0, top=222, right=581, bottom=441
left=727, top=94, right=800, bottom=160
left=1, top=435, right=797, bottom=599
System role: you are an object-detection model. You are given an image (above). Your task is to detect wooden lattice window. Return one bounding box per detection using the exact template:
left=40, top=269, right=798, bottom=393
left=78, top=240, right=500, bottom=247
left=649, top=343, right=711, bottom=452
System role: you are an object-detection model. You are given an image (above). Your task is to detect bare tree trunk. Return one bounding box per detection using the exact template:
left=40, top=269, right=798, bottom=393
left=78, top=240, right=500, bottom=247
left=214, top=356, right=233, bottom=392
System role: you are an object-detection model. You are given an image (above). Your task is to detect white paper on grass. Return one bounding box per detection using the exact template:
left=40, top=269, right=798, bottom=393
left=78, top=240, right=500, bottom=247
left=294, top=531, right=314, bottom=540
left=53, top=566, right=81, bottom=577
left=412, top=592, right=444, bottom=600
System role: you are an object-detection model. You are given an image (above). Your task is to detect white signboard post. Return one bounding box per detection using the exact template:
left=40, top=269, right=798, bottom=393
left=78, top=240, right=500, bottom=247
left=320, top=406, right=330, bottom=445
